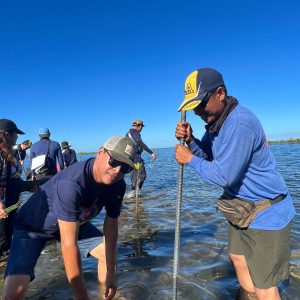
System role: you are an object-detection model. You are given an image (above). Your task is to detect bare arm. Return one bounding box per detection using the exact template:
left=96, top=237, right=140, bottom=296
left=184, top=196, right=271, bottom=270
left=58, top=220, right=88, bottom=300
left=103, top=215, right=118, bottom=300
left=57, top=146, right=64, bottom=171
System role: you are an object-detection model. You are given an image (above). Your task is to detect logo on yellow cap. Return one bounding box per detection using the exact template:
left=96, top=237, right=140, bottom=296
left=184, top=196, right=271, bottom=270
left=185, top=83, right=194, bottom=96
left=178, top=70, right=201, bottom=111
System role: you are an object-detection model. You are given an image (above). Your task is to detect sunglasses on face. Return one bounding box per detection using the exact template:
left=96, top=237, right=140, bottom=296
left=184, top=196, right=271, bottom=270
left=104, top=149, right=133, bottom=174
left=195, top=87, right=219, bottom=111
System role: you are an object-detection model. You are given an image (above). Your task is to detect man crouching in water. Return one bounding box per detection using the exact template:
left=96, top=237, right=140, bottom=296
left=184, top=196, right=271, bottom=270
left=2, top=136, right=136, bottom=300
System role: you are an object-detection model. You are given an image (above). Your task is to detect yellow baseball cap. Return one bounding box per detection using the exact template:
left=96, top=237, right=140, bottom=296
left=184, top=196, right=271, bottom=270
left=178, top=68, right=225, bottom=112
left=132, top=119, right=145, bottom=127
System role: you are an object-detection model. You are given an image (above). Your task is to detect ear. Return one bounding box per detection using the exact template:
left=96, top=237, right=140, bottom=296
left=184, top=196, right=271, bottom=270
left=98, top=147, right=104, bottom=156
left=216, top=87, right=226, bottom=101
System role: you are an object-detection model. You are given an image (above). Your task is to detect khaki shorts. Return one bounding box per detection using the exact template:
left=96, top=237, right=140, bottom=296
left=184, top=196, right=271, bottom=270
left=228, top=222, right=291, bottom=289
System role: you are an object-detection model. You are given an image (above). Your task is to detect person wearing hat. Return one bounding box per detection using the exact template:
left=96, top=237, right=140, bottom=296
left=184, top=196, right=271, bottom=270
left=0, top=119, right=25, bottom=259
left=175, top=68, right=295, bottom=300
left=2, top=136, right=136, bottom=300
left=61, top=141, right=77, bottom=168
left=126, top=119, right=157, bottom=192
left=30, top=128, right=64, bottom=180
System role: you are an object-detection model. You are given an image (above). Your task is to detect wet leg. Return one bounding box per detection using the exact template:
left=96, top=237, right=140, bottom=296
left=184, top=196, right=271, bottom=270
left=255, top=286, right=281, bottom=300
left=2, top=275, right=31, bottom=300
left=89, top=241, right=107, bottom=283
left=229, top=253, right=258, bottom=298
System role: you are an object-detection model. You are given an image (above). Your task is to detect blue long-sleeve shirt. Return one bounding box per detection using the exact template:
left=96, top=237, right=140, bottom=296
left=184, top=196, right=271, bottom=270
left=188, top=104, right=295, bottom=230
left=30, top=139, right=64, bottom=175
left=126, top=128, right=153, bottom=163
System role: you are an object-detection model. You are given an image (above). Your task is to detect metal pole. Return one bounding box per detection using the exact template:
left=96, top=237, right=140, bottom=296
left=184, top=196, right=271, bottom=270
left=172, top=111, right=186, bottom=300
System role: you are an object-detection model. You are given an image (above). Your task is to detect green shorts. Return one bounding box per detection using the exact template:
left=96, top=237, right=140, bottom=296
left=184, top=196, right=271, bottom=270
left=228, top=222, right=291, bottom=289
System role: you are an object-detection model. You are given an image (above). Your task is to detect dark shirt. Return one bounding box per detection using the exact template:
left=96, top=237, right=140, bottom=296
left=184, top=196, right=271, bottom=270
left=62, top=148, right=77, bottom=167
left=13, top=149, right=26, bottom=162
left=15, top=158, right=126, bottom=235
left=30, top=139, right=64, bottom=175
left=126, top=128, right=153, bottom=163
left=0, top=151, right=10, bottom=204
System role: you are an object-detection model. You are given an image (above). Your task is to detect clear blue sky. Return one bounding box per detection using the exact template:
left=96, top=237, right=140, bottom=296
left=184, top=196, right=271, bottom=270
left=1, top=1, right=299, bottom=152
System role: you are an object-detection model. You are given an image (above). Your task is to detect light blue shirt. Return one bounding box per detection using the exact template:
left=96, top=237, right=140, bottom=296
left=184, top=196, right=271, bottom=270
left=188, top=104, right=295, bottom=230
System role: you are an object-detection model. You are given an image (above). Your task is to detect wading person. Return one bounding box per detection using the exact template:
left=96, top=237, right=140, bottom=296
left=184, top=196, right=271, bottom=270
left=12, top=139, right=32, bottom=173
left=0, top=119, right=25, bottom=259
left=175, top=68, right=295, bottom=300
left=61, top=140, right=78, bottom=168
left=2, top=136, right=136, bottom=300
left=30, top=128, right=64, bottom=180
left=126, top=119, right=157, bottom=192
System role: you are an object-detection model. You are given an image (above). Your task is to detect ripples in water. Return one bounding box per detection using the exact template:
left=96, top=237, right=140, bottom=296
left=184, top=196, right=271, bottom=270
left=0, top=144, right=299, bottom=299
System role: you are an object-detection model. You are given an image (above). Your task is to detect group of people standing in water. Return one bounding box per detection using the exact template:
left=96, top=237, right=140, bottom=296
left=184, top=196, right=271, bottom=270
left=0, top=67, right=296, bottom=300
left=0, top=121, right=79, bottom=262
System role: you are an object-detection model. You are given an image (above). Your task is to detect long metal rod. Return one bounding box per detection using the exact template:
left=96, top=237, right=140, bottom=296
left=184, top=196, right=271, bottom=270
left=172, top=111, right=186, bottom=300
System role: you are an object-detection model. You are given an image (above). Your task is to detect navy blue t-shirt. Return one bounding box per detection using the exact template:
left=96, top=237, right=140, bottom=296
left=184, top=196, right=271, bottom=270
left=62, top=148, right=78, bottom=167
left=15, top=158, right=126, bottom=235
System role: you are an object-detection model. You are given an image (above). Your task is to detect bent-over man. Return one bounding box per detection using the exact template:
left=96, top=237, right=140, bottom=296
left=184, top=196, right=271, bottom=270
left=2, top=136, right=136, bottom=300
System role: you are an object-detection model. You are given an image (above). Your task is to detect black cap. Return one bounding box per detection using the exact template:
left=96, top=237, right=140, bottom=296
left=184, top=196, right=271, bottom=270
left=0, top=119, right=25, bottom=134
left=61, top=141, right=69, bottom=149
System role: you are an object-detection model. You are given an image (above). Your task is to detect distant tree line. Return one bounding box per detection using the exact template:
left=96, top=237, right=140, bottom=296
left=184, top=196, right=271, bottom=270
left=78, top=152, right=97, bottom=155
left=269, top=138, right=300, bottom=144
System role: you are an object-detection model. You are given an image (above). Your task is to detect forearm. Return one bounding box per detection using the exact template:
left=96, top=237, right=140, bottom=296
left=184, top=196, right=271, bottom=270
left=138, top=141, right=153, bottom=155
left=61, top=242, right=88, bottom=298
left=103, top=217, right=118, bottom=272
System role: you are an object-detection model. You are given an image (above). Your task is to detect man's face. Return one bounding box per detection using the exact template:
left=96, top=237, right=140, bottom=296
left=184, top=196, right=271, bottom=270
left=93, top=147, right=125, bottom=185
left=193, top=87, right=226, bottom=125
left=134, top=125, right=143, bottom=132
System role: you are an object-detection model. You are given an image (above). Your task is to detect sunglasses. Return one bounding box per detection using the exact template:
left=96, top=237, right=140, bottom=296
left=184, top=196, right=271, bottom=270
left=195, top=87, right=219, bottom=110
left=104, top=149, right=133, bottom=174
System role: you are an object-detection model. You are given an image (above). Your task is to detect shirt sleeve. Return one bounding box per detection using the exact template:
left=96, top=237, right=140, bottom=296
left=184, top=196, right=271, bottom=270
left=54, top=179, right=83, bottom=222
left=189, top=122, right=255, bottom=187
left=130, top=129, right=153, bottom=154
left=104, top=180, right=126, bottom=219
left=56, top=143, right=64, bottom=170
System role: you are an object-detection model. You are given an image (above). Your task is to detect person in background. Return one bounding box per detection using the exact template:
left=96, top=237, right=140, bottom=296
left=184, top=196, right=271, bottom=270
left=0, top=119, right=25, bottom=259
left=30, top=128, right=64, bottom=180
left=61, top=141, right=78, bottom=168
left=2, top=136, right=136, bottom=300
left=126, top=119, right=157, bottom=191
left=175, top=68, right=295, bottom=300
left=12, top=140, right=32, bottom=179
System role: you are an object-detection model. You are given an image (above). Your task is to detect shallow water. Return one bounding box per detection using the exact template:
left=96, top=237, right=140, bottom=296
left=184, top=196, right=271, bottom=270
left=1, top=144, right=300, bottom=299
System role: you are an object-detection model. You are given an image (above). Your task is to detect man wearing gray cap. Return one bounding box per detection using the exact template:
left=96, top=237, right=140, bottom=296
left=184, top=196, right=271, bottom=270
left=175, top=68, right=295, bottom=300
left=2, top=136, right=136, bottom=300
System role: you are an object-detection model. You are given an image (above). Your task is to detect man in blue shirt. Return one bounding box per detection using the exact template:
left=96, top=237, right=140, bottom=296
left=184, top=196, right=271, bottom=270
left=126, top=119, right=157, bottom=192
left=61, top=141, right=77, bottom=168
left=175, top=68, right=295, bottom=300
left=2, top=136, right=136, bottom=300
left=30, top=128, right=64, bottom=180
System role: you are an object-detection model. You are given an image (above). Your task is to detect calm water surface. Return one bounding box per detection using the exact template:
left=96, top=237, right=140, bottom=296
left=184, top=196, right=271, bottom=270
left=0, top=144, right=299, bottom=299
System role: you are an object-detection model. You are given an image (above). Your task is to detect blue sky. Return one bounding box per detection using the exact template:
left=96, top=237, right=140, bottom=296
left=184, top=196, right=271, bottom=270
left=1, top=1, right=299, bottom=152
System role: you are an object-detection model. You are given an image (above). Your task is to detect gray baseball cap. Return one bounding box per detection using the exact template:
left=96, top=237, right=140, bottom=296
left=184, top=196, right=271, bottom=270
left=39, top=127, right=50, bottom=137
left=103, top=136, right=136, bottom=167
